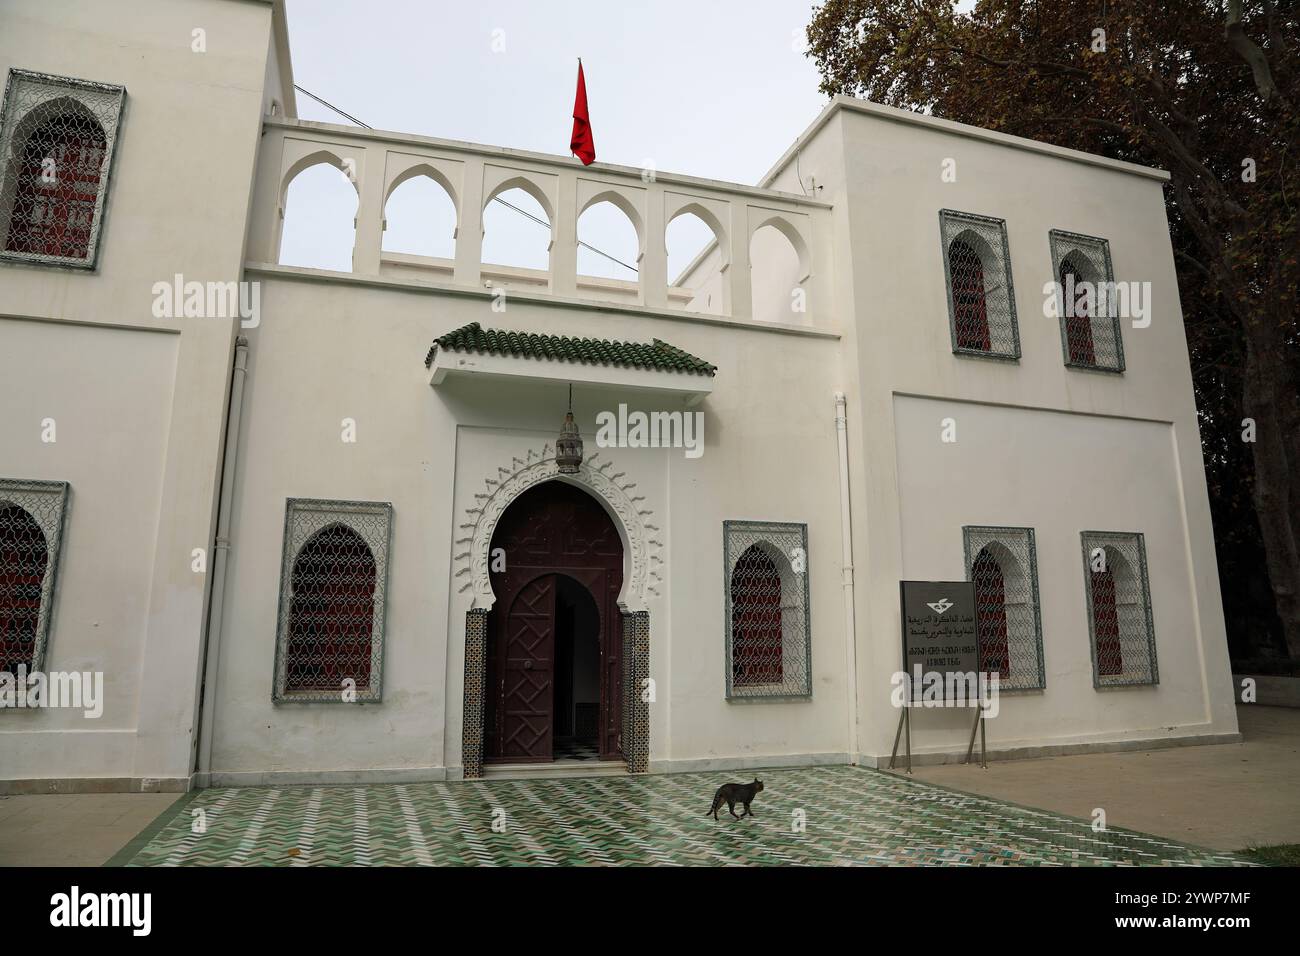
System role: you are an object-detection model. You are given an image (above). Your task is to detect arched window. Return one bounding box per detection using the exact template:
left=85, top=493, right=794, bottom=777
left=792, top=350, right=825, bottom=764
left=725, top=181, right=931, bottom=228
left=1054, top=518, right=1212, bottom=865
left=964, top=526, right=1045, bottom=690
left=284, top=524, right=377, bottom=693
left=1060, top=254, right=1097, bottom=366
left=940, top=211, right=1019, bottom=358
left=730, top=544, right=784, bottom=687
left=1090, top=555, right=1124, bottom=678
left=482, top=185, right=552, bottom=281
left=666, top=209, right=725, bottom=315
left=1050, top=230, right=1124, bottom=372
left=948, top=239, right=991, bottom=351
left=4, top=112, right=106, bottom=260
left=0, top=503, right=48, bottom=675
left=749, top=221, right=807, bottom=325
left=972, top=547, right=1010, bottom=679
left=0, top=74, right=124, bottom=269
left=577, top=199, right=639, bottom=283
left=382, top=173, right=457, bottom=261
left=278, top=160, right=359, bottom=272
left=723, top=521, right=811, bottom=699
left=1082, top=532, right=1157, bottom=686
left=274, top=499, right=392, bottom=703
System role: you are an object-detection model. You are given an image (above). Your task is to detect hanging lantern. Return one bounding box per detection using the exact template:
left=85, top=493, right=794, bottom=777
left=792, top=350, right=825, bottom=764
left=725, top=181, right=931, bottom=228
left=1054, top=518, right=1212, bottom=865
left=555, top=386, right=584, bottom=474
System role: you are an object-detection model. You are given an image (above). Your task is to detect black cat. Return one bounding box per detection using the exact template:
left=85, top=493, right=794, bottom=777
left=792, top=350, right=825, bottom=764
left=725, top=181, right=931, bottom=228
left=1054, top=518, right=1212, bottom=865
left=707, top=777, right=764, bottom=820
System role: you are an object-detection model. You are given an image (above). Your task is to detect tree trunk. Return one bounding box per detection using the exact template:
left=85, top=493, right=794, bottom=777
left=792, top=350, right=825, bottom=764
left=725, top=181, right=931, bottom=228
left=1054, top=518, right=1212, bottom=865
left=1242, top=317, right=1300, bottom=657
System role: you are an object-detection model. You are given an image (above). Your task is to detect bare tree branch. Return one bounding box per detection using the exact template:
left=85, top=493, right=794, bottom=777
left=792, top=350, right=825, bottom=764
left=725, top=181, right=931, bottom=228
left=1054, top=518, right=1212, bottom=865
left=1226, top=0, right=1292, bottom=110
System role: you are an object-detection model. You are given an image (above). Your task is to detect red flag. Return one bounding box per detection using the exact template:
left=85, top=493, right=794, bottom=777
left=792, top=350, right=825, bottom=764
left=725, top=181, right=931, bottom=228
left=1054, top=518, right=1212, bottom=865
left=570, top=60, right=595, bottom=165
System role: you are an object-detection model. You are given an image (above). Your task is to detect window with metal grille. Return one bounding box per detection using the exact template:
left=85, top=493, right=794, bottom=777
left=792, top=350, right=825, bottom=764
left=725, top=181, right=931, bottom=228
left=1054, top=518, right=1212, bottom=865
left=0, top=479, right=69, bottom=676
left=949, top=239, right=991, bottom=350
left=1080, top=531, right=1157, bottom=687
left=1059, top=254, right=1097, bottom=365
left=1049, top=229, right=1124, bottom=372
left=731, top=546, right=783, bottom=686
left=939, top=209, right=1020, bottom=359
left=723, top=520, right=811, bottom=699
left=272, top=499, right=393, bottom=703
left=963, top=526, right=1045, bottom=691
left=0, top=69, right=124, bottom=269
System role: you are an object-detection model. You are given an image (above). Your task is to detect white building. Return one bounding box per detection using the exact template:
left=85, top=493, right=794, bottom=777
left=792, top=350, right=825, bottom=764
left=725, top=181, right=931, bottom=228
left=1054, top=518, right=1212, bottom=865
left=0, top=0, right=1239, bottom=792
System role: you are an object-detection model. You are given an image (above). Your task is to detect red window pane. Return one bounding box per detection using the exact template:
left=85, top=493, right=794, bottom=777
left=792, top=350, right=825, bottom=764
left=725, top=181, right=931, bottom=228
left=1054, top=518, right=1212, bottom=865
left=285, top=525, right=376, bottom=692
left=5, top=113, right=106, bottom=260
left=972, top=549, right=1010, bottom=679
left=949, top=239, right=992, bottom=351
left=731, top=545, right=783, bottom=686
left=1061, top=257, right=1097, bottom=365
left=1091, top=568, right=1124, bottom=676
left=0, top=504, right=48, bottom=675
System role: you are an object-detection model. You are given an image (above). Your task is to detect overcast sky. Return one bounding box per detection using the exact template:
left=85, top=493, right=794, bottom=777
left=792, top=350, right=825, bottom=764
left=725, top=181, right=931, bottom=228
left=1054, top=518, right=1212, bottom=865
left=277, top=0, right=840, bottom=275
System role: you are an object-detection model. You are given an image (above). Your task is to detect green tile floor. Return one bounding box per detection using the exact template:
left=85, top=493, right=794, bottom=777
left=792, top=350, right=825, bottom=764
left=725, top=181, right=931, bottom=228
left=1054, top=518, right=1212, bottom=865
left=110, top=766, right=1254, bottom=867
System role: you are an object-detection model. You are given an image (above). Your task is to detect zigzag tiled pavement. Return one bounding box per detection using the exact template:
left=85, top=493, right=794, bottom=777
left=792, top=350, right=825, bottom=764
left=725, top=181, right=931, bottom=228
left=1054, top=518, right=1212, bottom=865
left=118, top=766, right=1253, bottom=866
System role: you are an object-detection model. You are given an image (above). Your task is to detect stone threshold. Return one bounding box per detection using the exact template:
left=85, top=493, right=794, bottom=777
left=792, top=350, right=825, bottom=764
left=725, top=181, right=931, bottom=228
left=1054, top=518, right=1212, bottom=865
left=480, top=760, right=628, bottom=780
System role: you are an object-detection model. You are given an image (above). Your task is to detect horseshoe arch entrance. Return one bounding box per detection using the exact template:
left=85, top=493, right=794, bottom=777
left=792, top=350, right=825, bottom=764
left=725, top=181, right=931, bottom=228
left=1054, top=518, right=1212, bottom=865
left=461, top=463, right=651, bottom=779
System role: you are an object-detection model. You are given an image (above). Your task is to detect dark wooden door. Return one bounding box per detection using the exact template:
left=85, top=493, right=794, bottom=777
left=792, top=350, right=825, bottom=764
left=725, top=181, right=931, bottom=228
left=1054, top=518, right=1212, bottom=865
left=486, top=481, right=624, bottom=762
left=497, top=574, right=557, bottom=762
left=545, top=566, right=620, bottom=760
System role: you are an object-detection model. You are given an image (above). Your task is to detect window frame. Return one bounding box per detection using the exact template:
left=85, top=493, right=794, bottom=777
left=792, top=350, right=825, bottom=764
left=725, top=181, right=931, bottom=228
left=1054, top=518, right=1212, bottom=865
left=1049, top=229, right=1125, bottom=373
left=939, top=209, right=1021, bottom=361
left=0, top=68, right=126, bottom=271
left=722, top=519, right=812, bottom=701
left=0, top=478, right=70, bottom=676
left=962, top=525, right=1046, bottom=692
left=272, top=498, right=394, bottom=704
left=1080, top=530, right=1158, bottom=688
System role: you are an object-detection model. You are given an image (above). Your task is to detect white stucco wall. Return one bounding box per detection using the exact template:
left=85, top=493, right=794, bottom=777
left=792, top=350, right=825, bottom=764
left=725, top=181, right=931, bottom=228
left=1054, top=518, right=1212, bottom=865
left=0, top=320, right=178, bottom=778
left=892, top=395, right=1223, bottom=751
left=762, top=102, right=1236, bottom=762
left=206, top=273, right=851, bottom=780
left=0, top=0, right=277, bottom=788
left=1, top=4, right=1237, bottom=789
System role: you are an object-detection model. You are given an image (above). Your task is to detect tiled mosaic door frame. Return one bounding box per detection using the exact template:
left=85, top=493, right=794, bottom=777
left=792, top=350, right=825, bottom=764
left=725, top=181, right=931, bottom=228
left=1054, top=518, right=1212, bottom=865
left=456, top=450, right=656, bottom=780
left=464, top=607, right=649, bottom=778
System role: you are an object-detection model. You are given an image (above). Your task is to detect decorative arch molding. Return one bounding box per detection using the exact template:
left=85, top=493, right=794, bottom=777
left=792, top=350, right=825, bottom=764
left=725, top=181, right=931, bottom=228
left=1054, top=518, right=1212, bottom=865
left=1059, top=249, right=1100, bottom=284
left=7, top=95, right=102, bottom=155
left=748, top=210, right=813, bottom=282
left=577, top=184, right=646, bottom=263
left=664, top=194, right=730, bottom=273
left=482, top=169, right=558, bottom=228
left=382, top=155, right=463, bottom=213
left=453, top=444, right=660, bottom=613
left=948, top=226, right=997, bottom=270
left=457, top=444, right=656, bottom=778
left=278, top=145, right=362, bottom=210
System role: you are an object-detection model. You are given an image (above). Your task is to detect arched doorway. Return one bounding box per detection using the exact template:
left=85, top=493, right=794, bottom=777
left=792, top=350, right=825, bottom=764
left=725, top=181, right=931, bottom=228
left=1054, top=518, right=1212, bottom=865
left=484, top=481, right=623, bottom=763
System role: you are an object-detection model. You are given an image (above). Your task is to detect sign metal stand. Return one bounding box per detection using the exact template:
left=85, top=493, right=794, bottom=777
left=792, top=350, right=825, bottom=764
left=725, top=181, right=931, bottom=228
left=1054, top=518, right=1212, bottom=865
left=963, top=699, right=987, bottom=768
left=888, top=703, right=912, bottom=773
left=889, top=580, right=989, bottom=773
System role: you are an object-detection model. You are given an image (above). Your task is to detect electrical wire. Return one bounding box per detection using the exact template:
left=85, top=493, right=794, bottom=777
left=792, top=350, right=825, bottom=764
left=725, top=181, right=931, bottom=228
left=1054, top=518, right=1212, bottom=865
left=292, top=84, right=638, bottom=275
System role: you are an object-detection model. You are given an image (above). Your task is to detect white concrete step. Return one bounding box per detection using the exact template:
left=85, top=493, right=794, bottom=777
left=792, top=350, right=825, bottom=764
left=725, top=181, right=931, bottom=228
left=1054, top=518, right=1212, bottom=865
left=481, top=759, right=628, bottom=781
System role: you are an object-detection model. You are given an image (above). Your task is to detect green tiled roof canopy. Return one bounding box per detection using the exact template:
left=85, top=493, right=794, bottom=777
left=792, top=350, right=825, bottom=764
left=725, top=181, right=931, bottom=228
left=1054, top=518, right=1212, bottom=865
left=425, top=322, right=717, bottom=376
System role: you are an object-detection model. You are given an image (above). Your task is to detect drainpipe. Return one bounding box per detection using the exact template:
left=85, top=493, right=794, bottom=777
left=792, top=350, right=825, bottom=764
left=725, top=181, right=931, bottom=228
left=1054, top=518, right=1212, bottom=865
left=834, top=393, right=860, bottom=765
left=195, top=335, right=250, bottom=785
